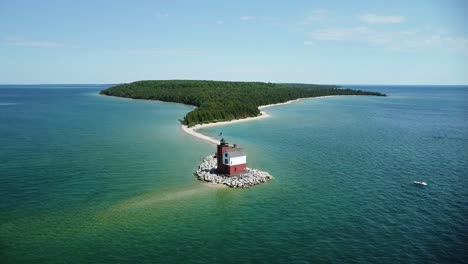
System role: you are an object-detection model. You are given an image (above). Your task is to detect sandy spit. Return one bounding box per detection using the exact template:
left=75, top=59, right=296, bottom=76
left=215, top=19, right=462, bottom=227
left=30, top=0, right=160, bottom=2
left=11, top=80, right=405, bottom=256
left=181, top=96, right=339, bottom=145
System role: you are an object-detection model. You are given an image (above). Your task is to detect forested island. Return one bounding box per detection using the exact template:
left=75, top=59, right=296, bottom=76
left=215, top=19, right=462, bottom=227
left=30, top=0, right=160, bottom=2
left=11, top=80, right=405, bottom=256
left=100, top=80, right=386, bottom=126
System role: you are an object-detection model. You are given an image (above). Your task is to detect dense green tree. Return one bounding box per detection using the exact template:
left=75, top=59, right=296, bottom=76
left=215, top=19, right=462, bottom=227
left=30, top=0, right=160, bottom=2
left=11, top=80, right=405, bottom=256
left=100, top=80, right=385, bottom=126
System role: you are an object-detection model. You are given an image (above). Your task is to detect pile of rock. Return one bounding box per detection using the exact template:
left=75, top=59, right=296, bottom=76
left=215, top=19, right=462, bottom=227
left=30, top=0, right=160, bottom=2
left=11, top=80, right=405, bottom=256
left=195, top=155, right=273, bottom=188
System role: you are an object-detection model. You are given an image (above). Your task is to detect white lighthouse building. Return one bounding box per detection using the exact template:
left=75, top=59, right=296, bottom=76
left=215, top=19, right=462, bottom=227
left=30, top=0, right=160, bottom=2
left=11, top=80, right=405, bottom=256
left=216, top=138, right=247, bottom=175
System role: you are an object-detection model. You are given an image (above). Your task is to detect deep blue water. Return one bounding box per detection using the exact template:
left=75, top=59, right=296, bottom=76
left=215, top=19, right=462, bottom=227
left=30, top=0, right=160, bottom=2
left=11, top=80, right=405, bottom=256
left=1, top=85, right=467, bottom=263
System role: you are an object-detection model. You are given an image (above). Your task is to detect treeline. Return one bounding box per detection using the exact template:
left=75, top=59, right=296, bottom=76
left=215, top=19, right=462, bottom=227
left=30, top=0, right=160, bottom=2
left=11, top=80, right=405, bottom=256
left=100, top=80, right=385, bottom=127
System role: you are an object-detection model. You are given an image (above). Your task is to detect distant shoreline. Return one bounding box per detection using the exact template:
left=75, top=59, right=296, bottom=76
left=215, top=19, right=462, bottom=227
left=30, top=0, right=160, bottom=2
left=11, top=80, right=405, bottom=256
left=181, top=95, right=340, bottom=145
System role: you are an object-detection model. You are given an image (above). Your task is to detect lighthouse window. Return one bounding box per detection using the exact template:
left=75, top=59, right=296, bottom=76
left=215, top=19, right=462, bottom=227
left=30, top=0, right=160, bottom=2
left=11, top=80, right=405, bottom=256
left=225, top=153, right=228, bottom=157
left=224, top=159, right=228, bottom=164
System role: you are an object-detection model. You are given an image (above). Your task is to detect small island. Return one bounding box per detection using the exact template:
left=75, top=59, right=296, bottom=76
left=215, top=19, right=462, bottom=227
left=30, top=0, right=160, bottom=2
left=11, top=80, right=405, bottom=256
left=100, top=80, right=386, bottom=127
left=100, top=80, right=386, bottom=188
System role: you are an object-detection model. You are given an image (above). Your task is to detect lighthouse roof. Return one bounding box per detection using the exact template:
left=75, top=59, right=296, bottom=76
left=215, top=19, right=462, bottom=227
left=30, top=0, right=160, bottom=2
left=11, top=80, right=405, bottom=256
left=225, top=148, right=246, bottom=158
left=220, top=138, right=228, bottom=145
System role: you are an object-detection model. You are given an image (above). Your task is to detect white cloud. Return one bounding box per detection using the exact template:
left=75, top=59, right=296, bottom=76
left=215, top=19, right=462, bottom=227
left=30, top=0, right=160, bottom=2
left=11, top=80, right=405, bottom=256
left=157, top=9, right=169, bottom=19
left=303, top=41, right=315, bottom=46
left=359, top=14, right=406, bottom=24
left=240, top=16, right=256, bottom=21
left=302, top=9, right=331, bottom=24
left=126, top=49, right=205, bottom=55
left=239, top=16, right=273, bottom=23
left=6, top=40, right=64, bottom=47
left=308, top=26, right=468, bottom=54
left=310, top=27, right=372, bottom=41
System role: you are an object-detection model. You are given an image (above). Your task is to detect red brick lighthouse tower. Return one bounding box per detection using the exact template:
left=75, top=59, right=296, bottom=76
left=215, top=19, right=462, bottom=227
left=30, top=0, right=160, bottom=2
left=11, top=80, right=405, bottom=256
left=216, top=138, right=247, bottom=175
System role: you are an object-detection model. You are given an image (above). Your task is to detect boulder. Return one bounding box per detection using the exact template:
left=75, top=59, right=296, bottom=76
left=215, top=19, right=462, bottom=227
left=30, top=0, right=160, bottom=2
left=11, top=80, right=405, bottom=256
left=194, top=155, right=273, bottom=188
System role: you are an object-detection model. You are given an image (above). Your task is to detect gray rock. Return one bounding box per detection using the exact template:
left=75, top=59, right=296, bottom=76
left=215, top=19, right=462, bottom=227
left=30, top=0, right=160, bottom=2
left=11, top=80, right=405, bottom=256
left=194, top=155, right=273, bottom=188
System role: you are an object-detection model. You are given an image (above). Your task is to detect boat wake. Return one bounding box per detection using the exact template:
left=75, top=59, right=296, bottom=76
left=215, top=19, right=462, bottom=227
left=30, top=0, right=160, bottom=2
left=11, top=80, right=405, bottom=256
left=413, top=181, right=428, bottom=186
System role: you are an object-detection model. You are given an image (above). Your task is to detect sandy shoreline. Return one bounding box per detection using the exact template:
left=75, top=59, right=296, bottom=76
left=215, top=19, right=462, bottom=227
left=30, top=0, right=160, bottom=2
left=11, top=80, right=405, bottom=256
left=181, top=95, right=339, bottom=145
left=181, top=111, right=270, bottom=145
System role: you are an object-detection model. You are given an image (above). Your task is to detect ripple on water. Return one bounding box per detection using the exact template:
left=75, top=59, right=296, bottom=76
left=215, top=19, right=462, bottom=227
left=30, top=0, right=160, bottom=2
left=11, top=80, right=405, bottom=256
left=0, top=102, right=18, bottom=106
left=1, top=86, right=468, bottom=263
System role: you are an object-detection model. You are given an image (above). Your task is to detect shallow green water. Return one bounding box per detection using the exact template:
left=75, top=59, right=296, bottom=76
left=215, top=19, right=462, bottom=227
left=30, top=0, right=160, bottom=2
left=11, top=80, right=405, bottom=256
left=1, top=85, right=467, bottom=263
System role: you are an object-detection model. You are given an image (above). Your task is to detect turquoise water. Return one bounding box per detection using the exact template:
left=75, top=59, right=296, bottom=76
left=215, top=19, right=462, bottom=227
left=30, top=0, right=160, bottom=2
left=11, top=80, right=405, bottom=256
left=1, top=85, right=467, bottom=263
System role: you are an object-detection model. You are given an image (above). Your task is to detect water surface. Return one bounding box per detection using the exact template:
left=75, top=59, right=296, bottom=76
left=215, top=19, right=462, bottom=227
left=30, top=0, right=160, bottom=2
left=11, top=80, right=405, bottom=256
left=1, top=85, right=467, bottom=263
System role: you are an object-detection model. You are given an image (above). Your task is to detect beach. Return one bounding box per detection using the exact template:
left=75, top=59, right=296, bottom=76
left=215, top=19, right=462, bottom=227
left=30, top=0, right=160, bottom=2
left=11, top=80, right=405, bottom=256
left=181, top=110, right=270, bottom=145
left=181, top=96, right=337, bottom=144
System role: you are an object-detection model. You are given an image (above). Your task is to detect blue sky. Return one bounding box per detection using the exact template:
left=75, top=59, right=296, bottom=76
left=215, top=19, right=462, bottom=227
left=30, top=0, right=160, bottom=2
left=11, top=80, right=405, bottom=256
left=1, top=0, right=467, bottom=84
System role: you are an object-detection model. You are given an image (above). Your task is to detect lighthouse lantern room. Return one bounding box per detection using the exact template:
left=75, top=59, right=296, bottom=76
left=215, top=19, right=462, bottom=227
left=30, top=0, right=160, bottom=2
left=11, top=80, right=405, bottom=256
left=216, top=138, right=247, bottom=175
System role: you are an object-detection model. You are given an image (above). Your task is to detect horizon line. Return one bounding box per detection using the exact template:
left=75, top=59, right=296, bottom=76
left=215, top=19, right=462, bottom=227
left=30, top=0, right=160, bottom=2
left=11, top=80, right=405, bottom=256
left=0, top=81, right=467, bottom=86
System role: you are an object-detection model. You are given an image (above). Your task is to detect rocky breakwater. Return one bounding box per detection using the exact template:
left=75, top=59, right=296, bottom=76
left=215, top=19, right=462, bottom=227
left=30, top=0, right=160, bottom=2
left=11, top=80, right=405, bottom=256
left=195, top=155, right=273, bottom=188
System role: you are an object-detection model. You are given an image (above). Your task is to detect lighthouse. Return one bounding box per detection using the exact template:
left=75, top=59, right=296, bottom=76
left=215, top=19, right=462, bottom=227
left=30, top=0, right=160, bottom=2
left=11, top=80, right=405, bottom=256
left=216, top=138, right=247, bottom=175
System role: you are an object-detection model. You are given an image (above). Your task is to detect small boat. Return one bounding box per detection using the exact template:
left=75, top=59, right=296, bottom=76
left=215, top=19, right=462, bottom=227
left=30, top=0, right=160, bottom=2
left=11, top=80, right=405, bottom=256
left=413, top=181, right=428, bottom=186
